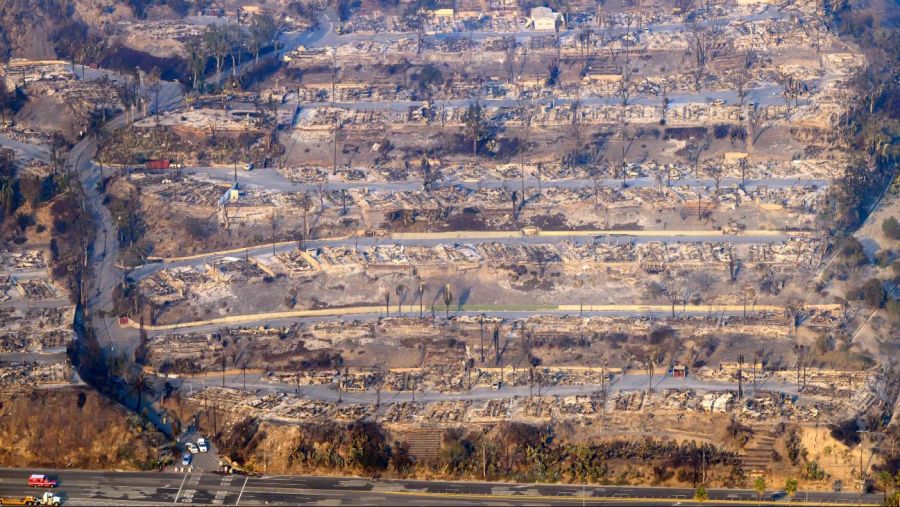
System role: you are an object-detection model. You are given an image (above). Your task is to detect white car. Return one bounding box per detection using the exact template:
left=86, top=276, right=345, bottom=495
left=185, top=442, right=199, bottom=454
left=197, top=438, right=209, bottom=453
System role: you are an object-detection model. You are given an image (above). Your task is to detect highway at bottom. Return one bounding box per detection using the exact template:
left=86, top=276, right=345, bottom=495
left=0, top=468, right=881, bottom=506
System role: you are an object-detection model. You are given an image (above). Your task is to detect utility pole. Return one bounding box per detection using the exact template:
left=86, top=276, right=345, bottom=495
left=702, top=445, right=706, bottom=485
left=337, top=371, right=343, bottom=403
left=271, top=211, right=277, bottom=255
left=332, top=116, right=338, bottom=175
left=857, top=430, right=869, bottom=501
left=482, top=441, right=487, bottom=480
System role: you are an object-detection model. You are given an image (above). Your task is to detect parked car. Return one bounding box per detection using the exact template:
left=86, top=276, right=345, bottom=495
left=197, top=438, right=208, bottom=453
left=181, top=453, right=192, bottom=466
left=185, top=443, right=199, bottom=454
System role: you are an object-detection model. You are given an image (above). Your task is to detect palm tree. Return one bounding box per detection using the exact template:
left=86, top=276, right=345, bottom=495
left=0, top=178, right=14, bottom=218
left=784, top=478, right=798, bottom=499
left=443, top=283, right=453, bottom=318
left=529, top=355, right=542, bottom=396
left=220, top=353, right=227, bottom=387
left=146, top=66, right=162, bottom=122
left=752, top=348, right=765, bottom=396
left=395, top=284, right=408, bottom=316
left=479, top=314, right=487, bottom=363
left=186, top=38, right=206, bottom=91
left=128, top=373, right=151, bottom=414
left=754, top=476, right=767, bottom=501
left=492, top=324, right=501, bottom=366
left=643, top=348, right=663, bottom=393
left=417, top=282, right=428, bottom=318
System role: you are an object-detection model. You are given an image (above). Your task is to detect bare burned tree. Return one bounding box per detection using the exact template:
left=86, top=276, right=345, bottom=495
left=687, top=22, right=721, bottom=91
left=617, top=118, right=636, bottom=187
left=518, top=98, right=535, bottom=200
left=589, top=154, right=607, bottom=208
left=569, top=99, right=583, bottom=166
left=683, top=134, right=710, bottom=178
left=680, top=273, right=697, bottom=311
left=646, top=272, right=682, bottom=317
left=730, top=49, right=756, bottom=107
left=503, top=40, right=521, bottom=85
left=602, top=22, right=622, bottom=63
left=738, top=286, right=757, bottom=317
left=372, top=366, right=386, bottom=406
left=577, top=28, right=595, bottom=77
left=634, top=347, right=665, bottom=392
left=694, top=271, right=719, bottom=303
left=746, top=104, right=769, bottom=152
left=730, top=68, right=752, bottom=108
left=707, top=164, right=724, bottom=200
left=462, top=101, right=487, bottom=156
left=776, top=71, right=804, bottom=112
left=616, top=64, right=636, bottom=108
left=298, top=192, right=314, bottom=239
left=793, top=342, right=808, bottom=388
left=546, top=55, right=561, bottom=87
left=659, top=82, right=670, bottom=125
left=726, top=244, right=740, bottom=283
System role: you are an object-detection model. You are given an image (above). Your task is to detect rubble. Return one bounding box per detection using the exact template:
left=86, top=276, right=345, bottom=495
left=0, top=251, right=47, bottom=271
left=189, top=379, right=860, bottom=426
left=0, top=361, right=73, bottom=390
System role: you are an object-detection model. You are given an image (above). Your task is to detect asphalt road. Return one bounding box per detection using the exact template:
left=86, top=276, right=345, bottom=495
left=0, top=133, right=51, bottom=163
left=0, top=467, right=880, bottom=506
left=72, top=68, right=185, bottom=353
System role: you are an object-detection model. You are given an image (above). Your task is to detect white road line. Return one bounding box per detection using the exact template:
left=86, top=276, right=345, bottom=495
left=236, top=475, right=249, bottom=505
left=173, top=470, right=189, bottom=504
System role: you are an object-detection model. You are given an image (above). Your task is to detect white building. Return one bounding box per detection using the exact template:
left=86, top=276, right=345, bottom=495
left=529, top=7, right=561, bottom=31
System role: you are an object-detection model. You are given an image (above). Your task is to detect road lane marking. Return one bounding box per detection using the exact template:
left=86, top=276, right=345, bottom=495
left=180, top=489, right=196, bottom=503
left=236, top=475, right=248, bottom=505
left=173, top=471, right=189, bottom=504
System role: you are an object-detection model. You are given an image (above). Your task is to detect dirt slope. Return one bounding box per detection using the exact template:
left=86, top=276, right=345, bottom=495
left=0, top=387, right=163, bottom=469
